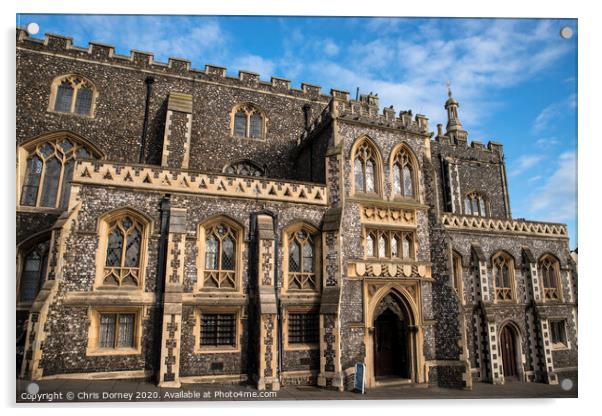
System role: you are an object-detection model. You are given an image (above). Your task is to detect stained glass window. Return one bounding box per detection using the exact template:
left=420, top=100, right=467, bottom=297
left=103, top=216, right=144, bottom=287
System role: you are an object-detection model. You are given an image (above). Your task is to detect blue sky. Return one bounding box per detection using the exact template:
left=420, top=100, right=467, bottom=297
left=17, top=15, right=578, bottom=247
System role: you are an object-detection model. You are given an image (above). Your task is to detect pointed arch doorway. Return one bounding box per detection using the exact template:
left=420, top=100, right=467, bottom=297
left=500, top=324, right=519, bottom=381
left=374, top=307, right=410, bottom=379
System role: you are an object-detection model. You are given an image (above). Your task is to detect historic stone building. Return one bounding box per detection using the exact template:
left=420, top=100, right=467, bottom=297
left=16, top=29, right=578, bottom=391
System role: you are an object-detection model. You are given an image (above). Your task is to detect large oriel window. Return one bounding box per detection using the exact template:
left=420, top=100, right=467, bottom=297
left=365, top=229, right=415, bottom=260
left=18, top=240, right=50, bottom=303
left=231, top=103, right=266, bottom=139
left=287, top=228, right=319, bottom=291
left=96, top=209, right=149, bottom=290
left=464, top=192, right=487, bottom=216
left=200, top=219, right=241, bottom=290
left=19, top=134, right=100, bottom=209
left=353, top=140, right=381, bottom=195
left=492, top=252, right=515, bottom=302
left=539, top=255, right=562, bottom=301
left=50, top=75, right=97, bottom=117
left=391, top=146, right=416, bottom=198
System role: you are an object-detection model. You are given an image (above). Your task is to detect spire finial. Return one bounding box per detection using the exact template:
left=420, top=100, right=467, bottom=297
left=446, top=80, right=452, bottom=98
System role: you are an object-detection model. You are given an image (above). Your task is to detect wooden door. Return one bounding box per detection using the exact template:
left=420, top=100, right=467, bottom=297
left=500, top=325, right=518, bottom=379
left=374, top=309, right=409, bottom=379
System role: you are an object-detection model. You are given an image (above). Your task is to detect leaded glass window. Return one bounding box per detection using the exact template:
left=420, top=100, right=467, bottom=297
left=465, top=192, right=487, bottom=216
left=493, top=253, right=514, bottom=301
left=203, top=222, right=238, bottom=289
left=288, top=313, right=319, bottom=344
left=102, top=216, right=144, bottom=287
left=52, top=75, right=95, bottom=116
left=98, top=312, right=136, bottom=349
left=392, top=147, right=416, bottom=198
left=353, top=141, right=379, bottom=194
left=287, top=229, right=318, bottom=291
left=232, top=104, right=265, bottom=139
left=550, top=320, right=567, bottom=346
left=20, top=137, right=97, bottom=208
left=200, top=313, right=236, bottom=347
left=539, top=255, right=561, bottom=301
left=19, top=241, right=50, bottom=303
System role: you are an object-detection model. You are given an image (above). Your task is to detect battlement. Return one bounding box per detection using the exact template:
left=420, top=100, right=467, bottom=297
left=432, top=123, right=503, bottom=155
left=17, top=28, right=351, bottom=104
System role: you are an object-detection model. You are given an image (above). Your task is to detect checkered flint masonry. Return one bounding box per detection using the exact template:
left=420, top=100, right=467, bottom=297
left=16, top=28, right=577, bottom=391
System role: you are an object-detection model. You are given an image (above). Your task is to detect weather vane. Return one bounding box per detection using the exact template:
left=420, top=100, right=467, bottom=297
left=446, top=80, right=452, bottom=97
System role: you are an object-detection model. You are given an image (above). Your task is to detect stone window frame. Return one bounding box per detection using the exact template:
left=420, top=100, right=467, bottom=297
left=16, top=233, right=51, bottom=308
left=196, top=215, right=244, bottom=293
left=94, top=207, right=152, bottom=291
left=282, top=306, right=320, bottom=351
left=451, top=250, right=465, bottom=304
left=350, top=136, right=384, bottom=198
left=389, top=143, right=420, bottom=202
left=222, top=159, right=267, bottom=177
left=86, top=306, right=143, bottom=356
left=47, top=74, right=99, bottom=118
left=491, top=251, right=517, bottom=303
left=229, top=102, right=268, bottom=140
left=548, top=318, right=571, bottom=350
left=464, top=191, right=489, bottom=217
left=17, top=131, right=105, bottom=212
left=194, top=307, right=242, bottom=354
left=538, top=254, right=563, bottom=302
left=282, top=222, right=321, bottom=294
left=362, top=227, right=416, bottom=261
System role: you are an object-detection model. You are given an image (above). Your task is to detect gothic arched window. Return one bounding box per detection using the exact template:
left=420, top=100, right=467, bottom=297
left=19, top=135, right=99, bottom=209
left=451, top=251, right=464, bottom=301
left=50, top=75, right=97, bottom=116
left=200, top=220, right=241, bottom=290
left=223, top=160, right=266, bottom=177
left=102, top=216, right=145, bottom=287
left=286, top=226, right=320, bottom=291
left=231, top=103, right=266, bottom=139
left=365, top=229, right=415, bottom=260
left=492, top=252, right=515, bottom=302
left=353, top=139, right=381, bottom=195
left=392, top=146, right=416, bottom=198
left=539, top=255, right=562, bottom=301
left=464, top=192, right=487, bottom=216
left=18, top=240, right=50, bottom=303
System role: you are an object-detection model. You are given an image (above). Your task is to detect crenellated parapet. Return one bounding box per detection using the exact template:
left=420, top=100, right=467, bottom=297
left=73, top=160, right=328, bottom=206
left=17, top=28, right=333, bottom=103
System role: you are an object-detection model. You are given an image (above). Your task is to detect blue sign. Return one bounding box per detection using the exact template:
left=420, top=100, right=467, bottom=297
left=354, top=362, right=365, bottom=394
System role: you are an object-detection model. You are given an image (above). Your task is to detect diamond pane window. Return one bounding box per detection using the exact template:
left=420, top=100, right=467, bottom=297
left=202, top=222, right=239, bottom=289
left=102, top=216, right=145, bottom=288
left=20, top=135, right=98, bottom=208
left=98, top=312, right=136, bottom=349
left=287, top=227, right=318, bottom=291
left=234, top=111, right=246, bottom=136
left=117, top=314, right=135, bottom=348
left=493, top=253, right=514, bottom=301
left=539, top=255, right=561, bottom=301
left=250, top=113, right=263, bottom=138
left=75, top=87, right=93, bottom=115
left=55, top=81, right=73, bottom=113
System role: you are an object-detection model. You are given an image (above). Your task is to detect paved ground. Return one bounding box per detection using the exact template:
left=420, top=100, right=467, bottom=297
left=16, top=378, right=578, bottom=403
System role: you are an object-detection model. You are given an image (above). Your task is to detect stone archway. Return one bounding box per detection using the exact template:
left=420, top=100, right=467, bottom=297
left=365, top=286, right=424, bottom=387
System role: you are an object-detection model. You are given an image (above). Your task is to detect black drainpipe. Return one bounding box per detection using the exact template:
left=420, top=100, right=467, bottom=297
left=139, top=76, right=155, bottom=164
left=153, top=195, right=170, bottom=383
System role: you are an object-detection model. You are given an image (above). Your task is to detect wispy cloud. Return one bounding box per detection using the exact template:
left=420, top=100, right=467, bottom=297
left=528, top=151, right=577, bottom=223
left=532, top=94, right=577, bottom=134
left=535, top=137, right=561, bottom=148
left=510, top=154, right=545, bottom=177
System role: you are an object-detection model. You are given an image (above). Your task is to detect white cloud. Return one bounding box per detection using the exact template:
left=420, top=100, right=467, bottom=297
left=323, top=39, right=339, bottom=56
left=510, top=155, right=545, bottom=177
left=535, top=137, right=561, bottom=148
left=532, top=94, right=577, bottom=134
left=528, top=151, right=577, bottom=223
